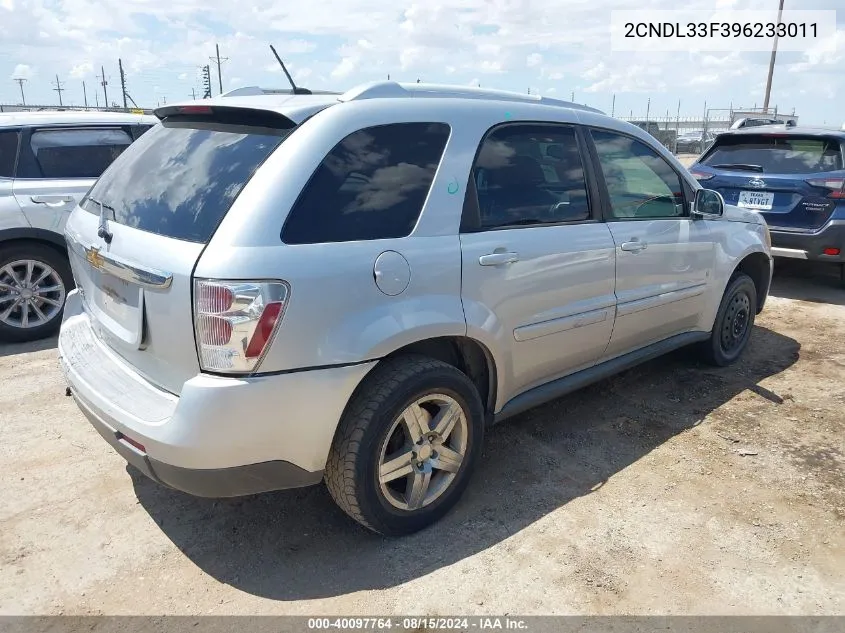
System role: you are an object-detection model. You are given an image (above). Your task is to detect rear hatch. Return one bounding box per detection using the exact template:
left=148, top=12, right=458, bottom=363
left=691, top=132, right=845, bottom=231
left=63, top=103, right=317, bottom=394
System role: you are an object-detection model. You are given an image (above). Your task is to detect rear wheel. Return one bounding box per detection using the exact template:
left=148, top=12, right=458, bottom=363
left=700, top=273, right=757, bottom=367
left=325, top=355, right=484, bottom=536
left=0, top=243, right=73, bottom=343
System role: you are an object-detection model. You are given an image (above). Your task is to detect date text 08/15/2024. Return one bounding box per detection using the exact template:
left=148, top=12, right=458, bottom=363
left=307, top=617, right=529, bottom=630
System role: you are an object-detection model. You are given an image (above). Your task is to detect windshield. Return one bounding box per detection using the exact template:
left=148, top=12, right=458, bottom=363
left=82, top=118, right=291, bottom=243
left=701, top=135, right=843, bottom=175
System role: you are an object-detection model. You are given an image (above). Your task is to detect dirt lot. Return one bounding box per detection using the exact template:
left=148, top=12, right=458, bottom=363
left=1, top=261, right=844, bottom=616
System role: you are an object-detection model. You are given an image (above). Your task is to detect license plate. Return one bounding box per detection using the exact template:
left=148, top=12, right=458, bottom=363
left=89, top=273, right=145, bottom=347
left=738, top=190, right=774, bottom=210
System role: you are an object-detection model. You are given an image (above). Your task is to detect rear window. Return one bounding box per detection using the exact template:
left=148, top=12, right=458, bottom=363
left=282, top=122, right=451, bottom=244
left=0, top=129, right=19, bottom=178
left=31, top=128, right=133, bottom=178
left=701, top=134, right=844, bottom=174
left=82, top=119, right=290, bottom=243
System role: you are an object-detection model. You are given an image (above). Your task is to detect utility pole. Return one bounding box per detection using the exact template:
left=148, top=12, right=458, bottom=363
left=611, top=94, right=615, bottom=117
left=98, top=66, right=109, bottom=110
left=118, top=58, right=128, bottom=109
left=210, top=43, right=228, bottom=95
left=52, top=74, right=65, bottom=106
left=571, top=91, right=574, bottom=102
left=201, top=65, right=212, bottom=98
left=763, top=0, right=785, bottom=112
left=674, top=99, right=681, bottom=154
left=14, top=78, right=27, bottom=105
left=95, top=91, right=99, bottom=108
left=191, top=88, right=196, bottom=100
left=82, top=81, right=88, bottom=108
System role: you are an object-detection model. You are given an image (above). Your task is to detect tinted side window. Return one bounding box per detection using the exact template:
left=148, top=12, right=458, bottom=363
left=282, top=123, right=450, bottom=244
left=591, top=130, right=685, bottom=219
left=131, top=124, right=154, bottom=140
left=30, top=128, right=133, bottom=178
left=466, top=124, right=591, bottom=231
left=0, top=129, right=20, bottom=178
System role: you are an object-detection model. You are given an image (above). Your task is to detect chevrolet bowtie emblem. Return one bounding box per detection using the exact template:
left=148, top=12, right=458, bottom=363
left=86, top=247, right=104, bottom=270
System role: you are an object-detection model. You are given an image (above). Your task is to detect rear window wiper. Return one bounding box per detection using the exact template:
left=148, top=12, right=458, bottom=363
left=86, top=196, right=115, bottom=216
left=708, top=163, right=764, bottom=173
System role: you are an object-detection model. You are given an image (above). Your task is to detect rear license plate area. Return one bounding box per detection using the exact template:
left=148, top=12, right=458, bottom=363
left=89, top=271, right=145, bottom=347
left=738, top=190, right=774, bottom=210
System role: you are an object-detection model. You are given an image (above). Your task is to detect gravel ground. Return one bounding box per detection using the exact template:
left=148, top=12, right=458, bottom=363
left=1, top=260, right=843, bottom=616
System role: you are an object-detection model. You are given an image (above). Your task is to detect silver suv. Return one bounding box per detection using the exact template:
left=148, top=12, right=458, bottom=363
left=0, top=111, right=156, bottom=341
left=58, top=82, right=773, bottom=535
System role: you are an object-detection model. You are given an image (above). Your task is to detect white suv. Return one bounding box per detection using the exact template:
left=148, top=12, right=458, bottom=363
left=58, top=82, right=773, bottom=535
left=0, top=111, right=156, bottom=342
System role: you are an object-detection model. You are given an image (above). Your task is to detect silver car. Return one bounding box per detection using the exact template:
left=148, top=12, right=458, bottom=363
left=0, top=111, right=156, bottom=341
left=58, top=82, right=773, bottom=535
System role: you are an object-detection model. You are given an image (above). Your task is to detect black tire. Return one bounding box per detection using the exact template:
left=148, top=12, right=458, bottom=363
left=699, top=273, right=757, bottom=367
left=325, top=355, right=485, bottom=536
left=0, top=242, right=73, bottom=343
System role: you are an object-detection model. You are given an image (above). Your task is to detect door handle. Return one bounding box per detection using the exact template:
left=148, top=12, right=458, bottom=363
left=620, top=241, right=648, bottom=253
left=479, top=251, right=520, bottom=266
left=30, top=195, right=74, bottom=205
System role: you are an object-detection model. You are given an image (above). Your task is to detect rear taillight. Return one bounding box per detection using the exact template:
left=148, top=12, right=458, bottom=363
left=193, top=279, right=290, bottom=374
left=806, top=177, right=845, bottom=199
left=690, top=169, right=714, bottom=181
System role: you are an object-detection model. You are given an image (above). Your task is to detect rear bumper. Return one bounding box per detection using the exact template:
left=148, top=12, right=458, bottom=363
left=769, top=220, right=845, bottom=263
left=75, top=390, right=322, bottom=496
left=58, top=290, right=377, bottom=497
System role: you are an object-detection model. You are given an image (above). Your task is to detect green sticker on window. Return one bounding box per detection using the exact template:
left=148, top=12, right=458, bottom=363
left=447, top=178, right=460, bottom=194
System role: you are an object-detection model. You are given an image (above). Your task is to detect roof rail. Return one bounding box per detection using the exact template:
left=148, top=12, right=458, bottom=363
left=338, top=81, right=604, bottom=114
left=220, top=86, right=341, bottom=98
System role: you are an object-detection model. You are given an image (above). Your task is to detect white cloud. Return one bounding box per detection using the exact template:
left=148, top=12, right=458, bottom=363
left=331, top=56, right=358, bottom=79
left=11, top=63, right=34, bottom=80
left=294, top=67, right=312, bottom=81
left=0, top=0, right=841, bottom=123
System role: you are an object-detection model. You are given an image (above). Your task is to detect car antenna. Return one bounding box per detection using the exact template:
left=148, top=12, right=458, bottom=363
left=270, top=44, right=311, bottom=95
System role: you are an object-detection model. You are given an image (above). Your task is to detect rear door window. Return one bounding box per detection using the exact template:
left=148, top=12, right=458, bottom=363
left=701, top=135, right=844, bottom=174
left=282, top=123, right=451, bottom=244
left=0, top=129, right=19, bottom=178
left=82, top=118, right=290, bottom=244
left=30, top=128, right=133, bottom=178
left=463, top=123, right=592, bottom=231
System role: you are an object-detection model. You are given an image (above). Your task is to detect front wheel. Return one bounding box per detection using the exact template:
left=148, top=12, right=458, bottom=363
left=325, top=355, right=484, bottom=536
left=0, top=243, right=73, bottom=343
left=700, top=273, right=757, bottom=367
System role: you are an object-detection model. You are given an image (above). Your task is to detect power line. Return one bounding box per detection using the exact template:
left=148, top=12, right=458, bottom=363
left=209, top=43, right=228, bottom=95
left=52, top=74, right=65, bottom=106
left=13, top=77, right=27, bottom=105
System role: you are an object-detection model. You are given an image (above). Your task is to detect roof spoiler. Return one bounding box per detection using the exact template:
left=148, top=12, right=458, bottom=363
left=151, top=103, right=297, bottom=128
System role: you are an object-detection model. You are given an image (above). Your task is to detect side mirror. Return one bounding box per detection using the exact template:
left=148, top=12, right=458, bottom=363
left=692, top=188, right=724, bottom=219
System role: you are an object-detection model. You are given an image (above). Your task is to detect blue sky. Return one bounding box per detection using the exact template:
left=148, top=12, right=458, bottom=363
left=1, top=0, right=843, bottom=125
